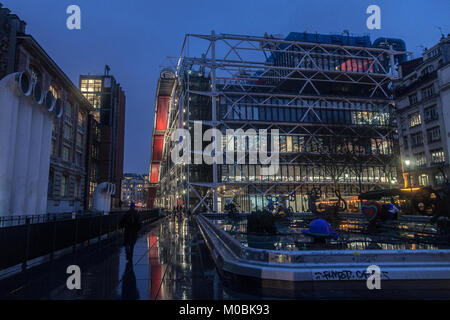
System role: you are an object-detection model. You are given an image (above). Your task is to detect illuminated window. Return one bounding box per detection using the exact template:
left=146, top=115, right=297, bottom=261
left=431, top=149, right=445, bottom=164
left=78, top=110, right=85, bottom=126
left=80, top=79, right=102, bottom=92
left=408, top=112, right=421, bottom=127
left=49, top=84, right=60, bottom=99
left=82, top=93, right=101, bottom=109
left=418, top=174, right=429, bottom=186
left=286, top=136, right=293, bottom=152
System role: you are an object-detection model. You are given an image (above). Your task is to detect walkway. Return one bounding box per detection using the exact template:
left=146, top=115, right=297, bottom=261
left=0, top=215, right=244, bottom=300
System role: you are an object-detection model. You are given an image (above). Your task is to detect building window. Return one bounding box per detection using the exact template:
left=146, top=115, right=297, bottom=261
left=431, top=149, right=445, bottom=164
left=78, top=110, right=85, bottom=127
left=428, top=47, right=440, bottom=59
left=422, top=85, right=435, bottom=100
left=435, top=173, right=446, bottom=185
left=427, top=126, right=440, bottom=143
left=76, top=132, right=83, bottom=146
left=411, top=132, right=423, bottom=147
left=75, top=152, right=83, bottom=166
left=63, top=124, right=72, bottom=140
left=408, top=94, right=418, bottom=105
left=48, top=170, right=54, bottom=197
left=403, top=136, right=408, bottom=149
left=61, top=175, right=69, bottom=197
left=424, top=106, right=438, bottom=122
left=421, top=65, right=434, bottom=76
left=415, top=152, right=426, bottom=167
left=51, top=138, right=56, bottom=156
left=49, top=83, right=60, bottom=99
left=29, top=65, right=42, bottom=86
left=408, top=112, right=421, bottom=127
left=80, top=79, right=102, bottom=92
left=63, top=146, right=70, bottom=162
left=65, top=102, right=73, bottom=118
left=418, top=174, right=429, bottom=186
left=75, top=178, right=81, bottom=198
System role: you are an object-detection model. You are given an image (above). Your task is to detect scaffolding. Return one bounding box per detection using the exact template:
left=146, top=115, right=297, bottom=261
left=151, top=31, right=408, bottom=213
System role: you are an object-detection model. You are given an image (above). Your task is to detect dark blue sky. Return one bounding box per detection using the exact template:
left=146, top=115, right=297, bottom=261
left=2, top=0, right=449, bottom=174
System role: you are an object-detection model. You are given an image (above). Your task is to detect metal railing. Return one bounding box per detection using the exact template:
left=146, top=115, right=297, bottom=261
left=196, top=214, right=450, bottom=265
left=0, top=209, right=160, bottom=271
left=0, top=212, right=76, bottom=228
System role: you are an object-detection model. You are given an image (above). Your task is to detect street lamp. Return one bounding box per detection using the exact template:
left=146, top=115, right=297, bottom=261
left=404, top=159, right=412, bottom=191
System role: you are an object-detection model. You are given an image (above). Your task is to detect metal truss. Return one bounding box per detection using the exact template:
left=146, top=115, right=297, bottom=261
left=154, top=31, right=405, bottom=213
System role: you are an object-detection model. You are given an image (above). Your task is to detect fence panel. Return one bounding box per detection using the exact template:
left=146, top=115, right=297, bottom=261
left=0, top=210, right=160, bottom=271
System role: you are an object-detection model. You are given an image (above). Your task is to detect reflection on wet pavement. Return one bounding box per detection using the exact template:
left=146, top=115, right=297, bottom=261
left=0, top=215, right=246, bottom=300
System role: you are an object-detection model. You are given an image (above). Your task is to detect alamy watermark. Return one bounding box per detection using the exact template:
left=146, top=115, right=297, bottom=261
left=66, top=5, right=81, bottom=30
left=366, top=5, right=381, bottom=30
left=170, top=121, right=280, bottom=175
left=366, top=264, right=381, bottom=289
left=66, top=265, right=81, bottom=290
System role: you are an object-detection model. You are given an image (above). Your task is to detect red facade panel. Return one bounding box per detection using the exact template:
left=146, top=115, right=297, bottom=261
left=150, top=163, right=160, bottom=183
left=155, top=96, right=170, bottom=131
left=147, top=187, right=157, bottom=209
left=151, top=135, right=164, bottom=162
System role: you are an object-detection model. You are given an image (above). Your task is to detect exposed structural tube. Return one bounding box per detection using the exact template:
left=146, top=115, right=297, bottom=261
left=10, top=72, right=34, bottom=215
left=37, top=93, right=61, bottom=213
left=0, top=72, right=23, bottom=217
left=92, top=182, right=116, bottom=214
left=24, top=81, right=44, bottom=215
left=0, top=71, right=60, bottom=217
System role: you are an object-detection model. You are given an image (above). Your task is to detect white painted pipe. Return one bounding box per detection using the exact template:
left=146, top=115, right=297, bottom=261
left=93, top=182, right=115, bottom=214
left=10, top=72, right=33, bottom=216
left=0, top=72, right=32, bottom=216
left=25, top=82, right=45, bottom=215
left=0, top=73, right=22, bottom=217
left=37, top=114, right=54, bottom=214
left=37, top=91, right=58, bottom=214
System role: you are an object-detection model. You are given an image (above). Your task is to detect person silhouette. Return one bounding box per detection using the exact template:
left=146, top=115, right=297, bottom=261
left=119, top=202, right=142, bottom=261
left=121, top=261, right=139, bottom=300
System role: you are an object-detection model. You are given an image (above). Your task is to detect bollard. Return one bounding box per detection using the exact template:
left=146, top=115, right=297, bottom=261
left=22, top=217, right=31, bottom=271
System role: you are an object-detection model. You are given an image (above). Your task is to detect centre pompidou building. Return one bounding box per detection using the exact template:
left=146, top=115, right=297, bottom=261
left=148, top=31, right=408, bottom=213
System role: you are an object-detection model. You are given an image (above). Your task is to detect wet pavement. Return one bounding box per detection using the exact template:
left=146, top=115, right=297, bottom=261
left=0, top=215, right=244, bottom=300
left=1, top=214, right=449, bottom=300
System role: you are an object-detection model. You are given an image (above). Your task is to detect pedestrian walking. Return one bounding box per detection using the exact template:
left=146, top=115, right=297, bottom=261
left=119, top=202, right=142, bottom=261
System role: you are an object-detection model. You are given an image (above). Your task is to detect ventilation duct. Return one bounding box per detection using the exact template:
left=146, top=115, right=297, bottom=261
left=92, top=182, right=116, bottom=214
left=0, top=71, right=57, bottom=217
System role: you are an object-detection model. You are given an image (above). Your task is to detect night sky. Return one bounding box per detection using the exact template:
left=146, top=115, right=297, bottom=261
left=2, top=0, right=449, bottom=174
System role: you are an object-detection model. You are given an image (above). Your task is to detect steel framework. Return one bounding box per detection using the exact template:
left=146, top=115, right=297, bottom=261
left=151, top=31, right=408, bottom=213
